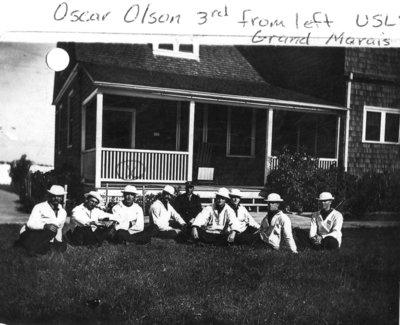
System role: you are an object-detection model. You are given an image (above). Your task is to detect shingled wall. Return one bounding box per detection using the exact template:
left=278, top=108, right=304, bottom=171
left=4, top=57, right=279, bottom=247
left=345, top=48, right=400, bottom=175
left=54, top=65, right=96, bottom=176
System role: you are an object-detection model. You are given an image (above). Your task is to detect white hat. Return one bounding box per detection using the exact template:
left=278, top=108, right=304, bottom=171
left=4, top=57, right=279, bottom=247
left=317, top=192, right=335, bottom=201
left=229, top=189, right=242, bottom=198
left=84, top=191, right=103, bottom=203
left=264, top=193, right=284, bottom=202
left=162, top=185, right=176, bottom=196
left=121, top=185, right=140, bottom=195
left=47, top=185, right=66, bottom=196
left=215, top=188, right=230, bottom=199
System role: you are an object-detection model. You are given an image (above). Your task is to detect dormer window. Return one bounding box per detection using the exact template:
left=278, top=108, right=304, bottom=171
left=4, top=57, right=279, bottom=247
left=153, top=41, right=199, bottom=60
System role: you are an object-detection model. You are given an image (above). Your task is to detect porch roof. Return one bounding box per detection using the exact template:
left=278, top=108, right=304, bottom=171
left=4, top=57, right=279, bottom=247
left=54, top=43, right=344, bottom=110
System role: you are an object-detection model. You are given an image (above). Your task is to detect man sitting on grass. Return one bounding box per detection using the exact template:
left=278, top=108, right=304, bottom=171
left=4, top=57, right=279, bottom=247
left=258, top=193, right=298, bottom=253
left=228, top=189, right=260, bottom=245
left=64, top=191, right=115, bottom=247
left=14, top=185, right=68, bottom=256
left=111, top=185, right=158, bottom=245
left=191, top=188, right=241, bottom=246
left=149, top=185, right=187, bottom=240
left=309, top=192, right=343, bottom=250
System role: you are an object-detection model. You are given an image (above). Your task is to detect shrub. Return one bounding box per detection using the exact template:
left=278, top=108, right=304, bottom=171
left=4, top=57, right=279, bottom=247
left=9, top=154, right=32, bottom=200
left=23, top=167, right=84, bottom=215
left=263, top=150, right=400, bottom=218
left=263, top=149, right=357, bottom=214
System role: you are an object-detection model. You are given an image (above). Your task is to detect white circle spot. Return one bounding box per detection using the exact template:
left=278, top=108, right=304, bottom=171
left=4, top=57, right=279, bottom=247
left=46, top=48, right=70, bottom=71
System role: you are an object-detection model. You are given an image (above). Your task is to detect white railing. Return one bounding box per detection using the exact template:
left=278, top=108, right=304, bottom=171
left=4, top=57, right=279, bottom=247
left=101, top=148, right=189, bottom=182
left=82, top=149, right=96, bottom=181
left=270, top=156, right=337, bottom=170
left=318, top=158, right=338, bottom=169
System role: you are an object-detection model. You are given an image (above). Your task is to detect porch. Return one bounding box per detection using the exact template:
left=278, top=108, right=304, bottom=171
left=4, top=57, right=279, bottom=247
left=80, top=90, right=346, bottom=188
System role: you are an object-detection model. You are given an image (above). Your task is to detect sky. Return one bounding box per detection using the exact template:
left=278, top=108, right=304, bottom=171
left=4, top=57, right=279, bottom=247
left=0, top=42, right=56, bottom=165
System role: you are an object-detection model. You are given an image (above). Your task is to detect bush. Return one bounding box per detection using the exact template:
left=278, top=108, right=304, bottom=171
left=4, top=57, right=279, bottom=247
left=9, top=154, right=32, bottom=200
left=263, top=149, right=400, bottom=218
left=23, top=167, right=84, bottom=215
left=263, top=149, right=357, bottom=213
left=348, top=171, right=400, bottom=217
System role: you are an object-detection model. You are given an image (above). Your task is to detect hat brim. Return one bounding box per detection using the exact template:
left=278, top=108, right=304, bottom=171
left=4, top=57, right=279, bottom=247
left=47, top=190, right=66, bottom=196
left=163, top=190, right=176, bottom=196
left=317, top=197, right=334, bottom=201
left=121, top=190, right=140, bottom=195
left=215, top=192, right=230, bottom=199
left=265, top=199, right=283, bottom=202
left=84, top=193, right=102, bottom=202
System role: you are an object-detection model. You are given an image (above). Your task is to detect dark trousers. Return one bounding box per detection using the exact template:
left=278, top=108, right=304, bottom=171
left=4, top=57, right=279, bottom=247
left=195, top=227, right=229, bottom=246
left=318, top=236, right=340, bottom=250
left=293, top=228, right=339, bottom=251
left=153, top=221, right=188, bottom=241
left=234, top=227, right=263, bottom=246
left=114, top=224, right=159, bottom=244
left=64, top=226, right=114, bottom=246
left=15, top=228, right=67, bottom=255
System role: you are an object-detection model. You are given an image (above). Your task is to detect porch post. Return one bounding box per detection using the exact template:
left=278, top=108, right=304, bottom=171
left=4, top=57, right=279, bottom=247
left=188, top=100, right=195, bottom=181
left=264, top=108, right=274, bottom=183
left=344, top=72, right=353, bottom=172
left=336, top=115, right=341, bottom=165
left=95, top=93, right=103, bottom=188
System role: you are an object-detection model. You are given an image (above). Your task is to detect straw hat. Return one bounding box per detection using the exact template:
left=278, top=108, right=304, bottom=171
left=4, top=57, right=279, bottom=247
left=264, top=193, right=284, bottom=202
left=229, top=189, right=242, bottom=198
left=317, top=192, right=335, bottom=201
left=84, top=191, right=103, bottom=203
left=121, top=185, right=140, bottom=195
left=47, top=185, right=66, bottom=196
left=162, top=185, right=176, bottom=196
left=214, top=188, right=230, bottom=199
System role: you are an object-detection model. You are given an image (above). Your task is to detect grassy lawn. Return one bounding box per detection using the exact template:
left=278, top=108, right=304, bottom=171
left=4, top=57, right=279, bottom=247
left=0, top=225, right=399, bottom=325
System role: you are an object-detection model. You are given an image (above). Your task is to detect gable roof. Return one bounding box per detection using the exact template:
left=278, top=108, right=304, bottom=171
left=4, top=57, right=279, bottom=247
left=53, top=43, right=342, bottom=108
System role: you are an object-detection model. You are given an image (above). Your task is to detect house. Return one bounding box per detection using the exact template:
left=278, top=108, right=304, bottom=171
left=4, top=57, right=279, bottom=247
left=238, top=46, right=400, bottom=176
left=52, top=42, right=352, bottom=200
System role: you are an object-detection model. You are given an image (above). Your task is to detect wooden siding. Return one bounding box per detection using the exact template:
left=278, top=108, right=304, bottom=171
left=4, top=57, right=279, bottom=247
left=54, top=66, right=97, bottom=175
left=345, top=48, right=400, bottom=175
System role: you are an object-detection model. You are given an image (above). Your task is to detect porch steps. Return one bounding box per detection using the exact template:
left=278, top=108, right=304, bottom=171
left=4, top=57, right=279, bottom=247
left=97, top=184, right=268, bottom=212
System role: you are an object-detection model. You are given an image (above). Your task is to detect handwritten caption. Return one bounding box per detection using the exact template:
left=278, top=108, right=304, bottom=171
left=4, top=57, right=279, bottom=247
left=53, top=2, right=397, bottom=46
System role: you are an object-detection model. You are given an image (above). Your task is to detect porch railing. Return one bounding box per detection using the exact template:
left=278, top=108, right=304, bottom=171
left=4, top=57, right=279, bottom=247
left=101, top=148, right=189, bottom=182
left=270, top=156, right=337, bottom=170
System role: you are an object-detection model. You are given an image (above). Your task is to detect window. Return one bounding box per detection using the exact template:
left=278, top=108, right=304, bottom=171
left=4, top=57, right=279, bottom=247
left=67, top=90, right=74, bottom=148
left=363, top=106, right=400, bottom=144
left=226, top=108, right=256, bottom=157
left=153, top=41, right=199, bottom=60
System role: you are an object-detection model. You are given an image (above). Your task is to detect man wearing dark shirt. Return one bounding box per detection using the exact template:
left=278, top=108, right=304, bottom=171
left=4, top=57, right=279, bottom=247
left=175, top=181, right=203, bottom=225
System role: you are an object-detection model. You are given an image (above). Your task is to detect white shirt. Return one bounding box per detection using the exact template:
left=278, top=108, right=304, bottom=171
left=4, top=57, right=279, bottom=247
left=112, top=201, right=144, bottom=234
left=149, top=199, right=186, bottom=231
left=20, top=201, right=67, bottom=242
left=259, top=211, right=297, bottom=253
left=71, top=203, right=115, bottom=232
left=309, top=209, right=343, bottom=246
left=232, top=204, right=260, bottom=233
left=192, top=204, right=241, bottom=234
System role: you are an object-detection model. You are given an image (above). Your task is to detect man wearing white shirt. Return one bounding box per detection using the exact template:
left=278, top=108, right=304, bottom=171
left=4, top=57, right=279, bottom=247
left=149, top=185, right=187, bottom=239
left=14, top=185, right=67, bottom=256
left=64, top=191, right=115, bottom=246
left=258, top=193, right=298, bottom=253
left=309, top=192, right=343, bottom=250
left=228, top=189, right=261, bottom=245
left=191, top=188, right=241, bottom=246
left=112, top=185, right=158, bottom=244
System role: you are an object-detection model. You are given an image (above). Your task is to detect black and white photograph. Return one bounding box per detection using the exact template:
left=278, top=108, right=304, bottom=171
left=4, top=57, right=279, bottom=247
left=0, top=1, right=399, bottom=324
